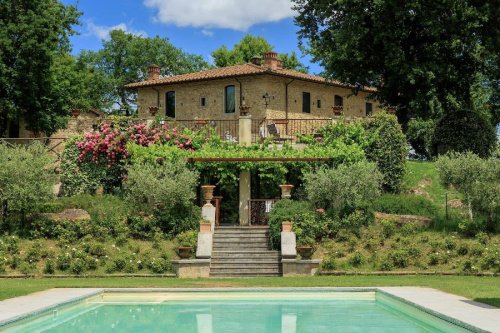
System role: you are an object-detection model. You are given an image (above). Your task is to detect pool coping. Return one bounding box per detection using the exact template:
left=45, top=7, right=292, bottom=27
left=0, top=287, right=498, bottom=332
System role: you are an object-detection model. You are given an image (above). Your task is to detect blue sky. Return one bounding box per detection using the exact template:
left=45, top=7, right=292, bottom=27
left=61, top=0, right=322, bottom=74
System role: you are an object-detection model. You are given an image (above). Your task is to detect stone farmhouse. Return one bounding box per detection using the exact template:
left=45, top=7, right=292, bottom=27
left=126, top=51, right=383, bottom=122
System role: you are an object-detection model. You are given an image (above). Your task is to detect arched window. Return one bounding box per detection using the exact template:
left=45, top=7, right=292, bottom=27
left=165, top=91, right=176, bottom=118
left=334, top=95, right=343, bottom=107
left=225, top=85, right=235, bottom=113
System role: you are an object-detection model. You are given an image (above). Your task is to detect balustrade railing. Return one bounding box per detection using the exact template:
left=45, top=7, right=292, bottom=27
left=251, top=118, right=333, bottom=143
left=249, top=199, right=278, bottom=226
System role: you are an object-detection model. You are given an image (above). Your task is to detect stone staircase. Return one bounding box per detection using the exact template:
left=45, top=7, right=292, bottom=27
left=210, top=226, right=282, bottom=277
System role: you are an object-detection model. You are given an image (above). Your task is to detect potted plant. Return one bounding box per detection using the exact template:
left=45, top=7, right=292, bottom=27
left=149, top=106, right=159, bottom=117
left=332, top=105, right=343, bottom=116
left=282, top=221, right=293, bottom=232
left=175, top=230, right=197, bottom=259
left=296, top=236, right=315, bottom=260
left=71, top=109, right=81, bottom=118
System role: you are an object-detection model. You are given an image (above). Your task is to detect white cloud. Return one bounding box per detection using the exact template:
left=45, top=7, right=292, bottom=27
left=201, top=29, right=214, bottom=37
left=87, top=21, right=147, bottom=40
left=143, top=0, right=294, bottom=31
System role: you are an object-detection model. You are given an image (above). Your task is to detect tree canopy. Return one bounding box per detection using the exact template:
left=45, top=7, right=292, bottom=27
left=211, top=34, right=308, bottom=73
left=80, top=30, right=210, bottom=115
left=293, top=0, right=500, bottom=126
left=0, top=0, right=80, bottom=136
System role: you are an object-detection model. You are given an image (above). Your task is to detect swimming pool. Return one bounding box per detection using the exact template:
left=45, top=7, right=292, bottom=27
left=0, top=290, right=479, bottom=332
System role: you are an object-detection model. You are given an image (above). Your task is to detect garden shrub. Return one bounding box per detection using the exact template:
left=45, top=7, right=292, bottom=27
left=389, top=249, right=410, bottom=268
left=372, top=194, right=438, bottom=217
left=364, top=113, right=409, bottom=192
left=0, top=142, right=55, bottom=228
left=43, top=259, right=55, bottom=274
left=349, top=251, right=365, bottom=267
left=406, top=118, right=435, bottom=159
left=321, top=256, right=337, bottom=270
left=268, top=200, right=334, bottom=250
left=433, top=108, right=497, bottom=158
left=303, top=161, right=382, bottom=216
left=174, top=230, right=198, bottom=249
left=317, top=118, right=369, bottom=148
left=437, top=152, right=499, bottom=231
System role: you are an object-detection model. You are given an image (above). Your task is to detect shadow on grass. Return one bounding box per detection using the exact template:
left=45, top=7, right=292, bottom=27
left=472, top=298, right=500, bottom=308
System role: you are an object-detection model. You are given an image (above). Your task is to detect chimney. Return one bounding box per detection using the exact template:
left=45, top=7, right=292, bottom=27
left=147, top=65, right=160, bottom=80
left=263, top=51, right=282, bottom=70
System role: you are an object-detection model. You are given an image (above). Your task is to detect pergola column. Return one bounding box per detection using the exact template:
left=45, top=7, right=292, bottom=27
left=238, top=115, right=252, bottom=226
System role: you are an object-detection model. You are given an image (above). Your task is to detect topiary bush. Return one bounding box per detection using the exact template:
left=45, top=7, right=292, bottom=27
left=433, top=108, right=497, bottom=158
left=364, top=112, right=409, bottom=192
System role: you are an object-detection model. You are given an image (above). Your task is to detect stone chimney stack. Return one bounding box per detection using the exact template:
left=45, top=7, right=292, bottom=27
left=263, top=51, right=282, bottom=70
left=147, top=65, right=161, bottom=80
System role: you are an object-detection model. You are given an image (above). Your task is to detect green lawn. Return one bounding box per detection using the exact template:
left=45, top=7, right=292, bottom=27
left=1, top=276, right=498, bottom=307
left=404, top=160, right=462, bottom=205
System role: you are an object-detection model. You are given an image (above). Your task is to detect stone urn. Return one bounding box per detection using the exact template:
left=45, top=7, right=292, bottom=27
left=282, top=221, right=293, bottom=232
left=296, top=246, right=314, bottom=260
left=201, top=185, right=216, bottom=205
left=332, top=106, right=343, bottom=116
left=239, top=105, right=251, bottom=116
left=177, top=246, right=193, bottom=259
left=149, top=106, right=159, bottom=117
left=279, top=184, right=294, bottom=199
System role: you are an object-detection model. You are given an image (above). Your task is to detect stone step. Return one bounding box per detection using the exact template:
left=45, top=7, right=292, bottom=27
left=211, top=263, right=280, bottom=269
left=214, top=231, right=269, bottom=236
left=212, top=251, right=280, bottom=259
left=210, top=272, right=281, bottom=277
left=213, top=240, right=269, bottom=245
left=210, top=267, right=281, bottom=274
left=211, top=258, right=280, bottom=264
left=213, top=234, right=269, bottom=239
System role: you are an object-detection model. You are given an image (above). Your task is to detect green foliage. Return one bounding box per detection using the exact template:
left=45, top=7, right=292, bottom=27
left=268, top=200, right=313, bottom=250
left=174, top=230, right=198, bottom=249
left=0, top=143, right=55, bottom=226
left=364, top=113, right=409, bottom=192
left=60, top=137, right=103, bottom=196
left=293, top=0, right=500, bottom=125
left=80, top=30, right=209, bottom=115
left=373, top=194, right=438, bottom=217
left=304, top=161, right=382, bottom=216
left=407, top=118, right=436, bottom=159
left=436, top=152, right=499, bottom=230
left=211, top=34, right=308, bottom=72
left=0, top=0, right=80, bottom=136
left=433, top=109, right=497, bottom=158
left=125, top=159, right=200, bottom=237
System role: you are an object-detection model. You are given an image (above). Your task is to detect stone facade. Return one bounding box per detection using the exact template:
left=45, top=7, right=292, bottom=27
left=135, top=74, right=382, bottom=121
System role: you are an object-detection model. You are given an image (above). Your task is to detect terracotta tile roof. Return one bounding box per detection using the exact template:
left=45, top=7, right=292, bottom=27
left=125, top=63, right=376, bottom=92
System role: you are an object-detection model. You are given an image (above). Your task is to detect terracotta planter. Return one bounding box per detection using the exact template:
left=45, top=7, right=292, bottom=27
left=149, top=106, right=159, bottom=117
left=71, top=109, right=81, bottom=118
left=200, top=223, right=211, bottom=233
left=195, top=119, right=209, bottom=125
left=296, top=246, right=314, bottom=260
left=201, top=185, right=216, bottom=205
left=177, top=246, right=193, bottom=259
left=282, top=221, right=293, bottom=232
left=279, top=184, right=294, bottom=199
left=239, top=106, right=251, bottom=116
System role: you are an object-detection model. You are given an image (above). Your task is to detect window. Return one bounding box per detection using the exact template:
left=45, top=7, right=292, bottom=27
left=365, top=102, right=373, bottom=116
left=201, top=97, right=206, bottom=107
left=165, top=91, right=176, bottom=118
left=302, top=92, right=311, bottom=113
left=334, top=95, right=343, bottom=107
left=225, top=85, right=235, bottom=113
left=317, top=100, right=321, bottom=108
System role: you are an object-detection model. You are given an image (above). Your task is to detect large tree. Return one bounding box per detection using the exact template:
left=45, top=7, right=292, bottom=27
left=293, top=0, right=500, bottom=125
left=0, top=0, right=80, bottom=136
left=81, top=30, right=210, bottom=115
left=211, top=34, right=309, bottom=73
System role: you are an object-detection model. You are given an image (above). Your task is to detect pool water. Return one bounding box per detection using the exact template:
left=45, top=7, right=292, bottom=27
left=2, top=291, right=473, bottom=333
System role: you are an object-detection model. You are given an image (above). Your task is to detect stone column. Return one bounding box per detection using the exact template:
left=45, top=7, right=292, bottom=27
left=238, top=115, right=252, bottom=226
left=239, top=171, right=251, bottom=226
